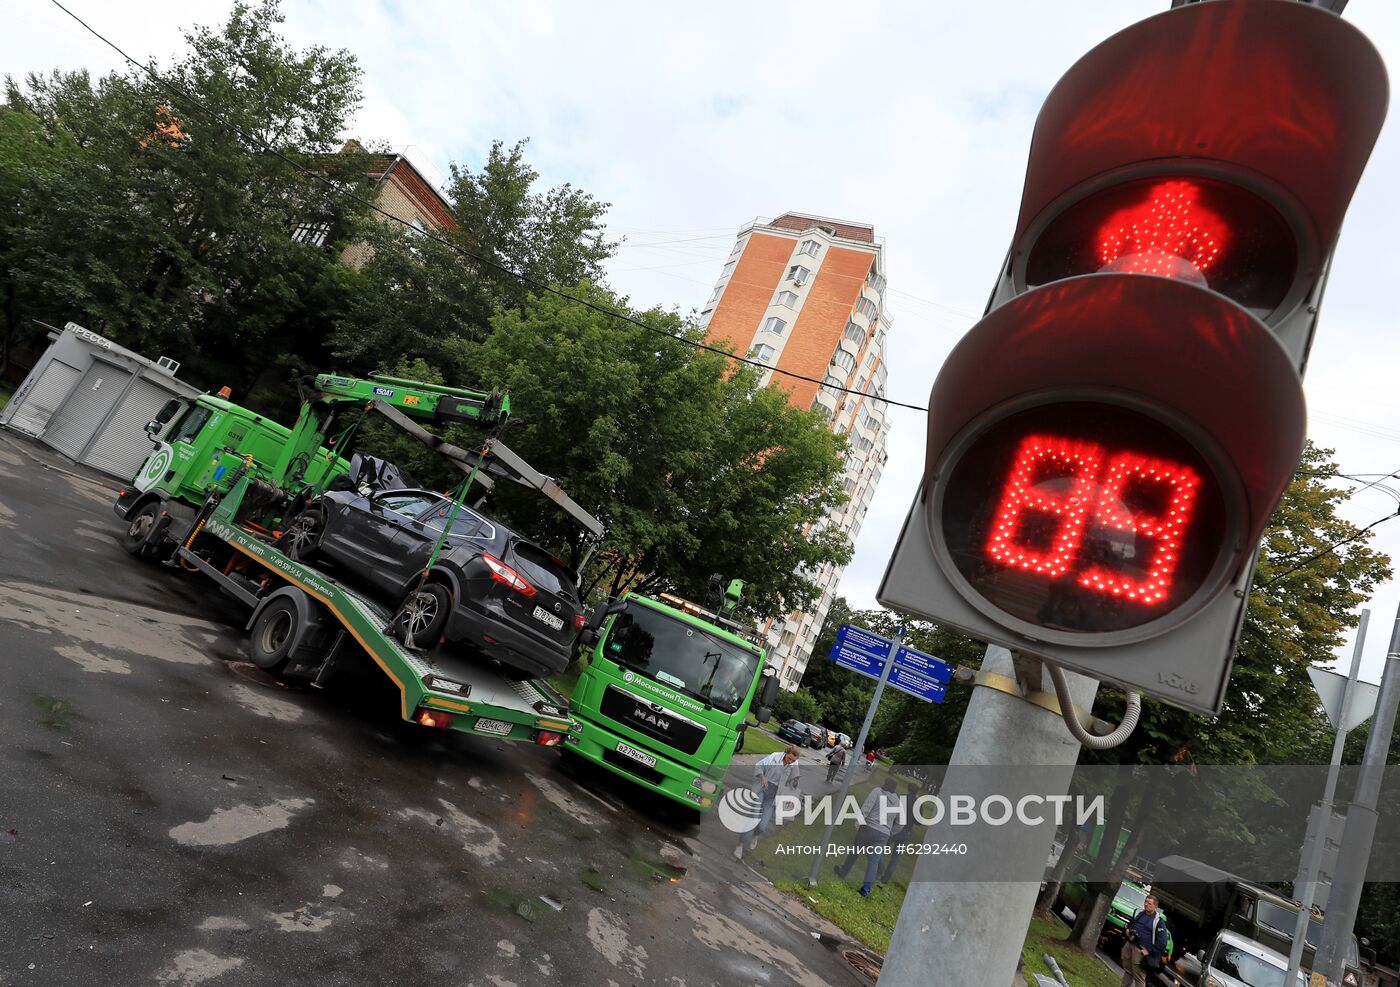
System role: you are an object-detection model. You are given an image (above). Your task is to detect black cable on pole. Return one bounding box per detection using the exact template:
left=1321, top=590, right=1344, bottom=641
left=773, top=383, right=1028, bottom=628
left=46, top=0, right=929, bottom=414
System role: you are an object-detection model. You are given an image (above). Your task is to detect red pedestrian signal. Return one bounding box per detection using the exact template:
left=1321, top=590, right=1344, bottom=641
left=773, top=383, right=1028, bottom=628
left=880, top=0, right=1387, bottom=714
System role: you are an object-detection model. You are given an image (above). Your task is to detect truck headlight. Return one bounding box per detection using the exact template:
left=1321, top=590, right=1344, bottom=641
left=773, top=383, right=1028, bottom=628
left=693, top=779, right=718, bottom=794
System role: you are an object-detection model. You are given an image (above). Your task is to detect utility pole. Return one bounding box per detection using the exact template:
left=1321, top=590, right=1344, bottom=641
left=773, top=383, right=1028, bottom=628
left=877, top=646, right=1097, bottom=987
left=1315, top=604, right=1400, bottom=985
left=1286, top=610, right=1370, bottom=984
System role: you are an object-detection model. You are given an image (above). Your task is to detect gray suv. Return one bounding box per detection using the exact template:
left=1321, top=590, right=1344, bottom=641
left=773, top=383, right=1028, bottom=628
left=281, top=487, right=583, bottom=679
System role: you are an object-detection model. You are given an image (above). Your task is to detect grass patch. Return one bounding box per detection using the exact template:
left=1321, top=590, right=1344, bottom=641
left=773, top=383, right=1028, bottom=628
left=774, top=882, right=1114, bottom=986
left=739, top=726, right=790, bottom=756
left=776, top=879, right=905, bottom=953
left=1021, top=911, right=1119, bottom=987
left=0, top=380, right=14, bottom=411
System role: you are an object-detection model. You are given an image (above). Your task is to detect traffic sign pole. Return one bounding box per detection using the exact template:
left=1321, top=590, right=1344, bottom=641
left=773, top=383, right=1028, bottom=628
left=1287, top=609, right=1370, bottom=984
left=807, top=626, right=902, bottom=887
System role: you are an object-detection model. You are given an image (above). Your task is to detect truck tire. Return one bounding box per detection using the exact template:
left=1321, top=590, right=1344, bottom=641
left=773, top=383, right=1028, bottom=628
left=120, top=502, right=161, bottom=558
left=248, top=596, right=301, bottom=674
left=395, top=583, right=451, bottom=649
left=279, top=507, right=324, bottom=562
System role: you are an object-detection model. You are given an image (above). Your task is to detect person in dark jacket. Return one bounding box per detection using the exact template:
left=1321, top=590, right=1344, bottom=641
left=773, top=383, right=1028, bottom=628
left=1120, top=894, right=1169, bottom=987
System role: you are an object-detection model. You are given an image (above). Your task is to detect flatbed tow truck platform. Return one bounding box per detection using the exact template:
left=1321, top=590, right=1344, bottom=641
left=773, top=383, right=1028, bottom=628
left=176, top=473, right=574, bottom=747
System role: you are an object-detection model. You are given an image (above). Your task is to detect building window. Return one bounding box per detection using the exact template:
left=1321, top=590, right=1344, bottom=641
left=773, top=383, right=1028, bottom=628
left=721, top=259, right=737, bottom=279
left=787, top=265, right=812, bottom=286
left=798, top=239, right=821, bottom=257
left=751, top=343, right=777, bottom=364
left=774, top=290, right=799, bottom=308
left=698, top=308, right=714, bottom=328
left=708, top=284, right=723, bottom=304
left=780, top=630, right=796, bottom=648
left=762, top=316, right=787, bottom=335
left=857, top=297, right=879, bottom=320
left=292, top=222, right=331, bottom=247
left=830, top=350, right=856, bottom=373
left=844, top=321, right=865, bottom=345
left=731, top=237, right=747, bottom=256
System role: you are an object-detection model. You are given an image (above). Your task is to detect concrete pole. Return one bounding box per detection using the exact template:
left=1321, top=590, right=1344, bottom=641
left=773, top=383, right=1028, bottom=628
left=1316, top=603, right=1400, bottom=985
left=877, top=644, right=1097, bottom=987
left=1286, top=609, right=1369, bottom=984
left=807, top=626, right=901, bottom=885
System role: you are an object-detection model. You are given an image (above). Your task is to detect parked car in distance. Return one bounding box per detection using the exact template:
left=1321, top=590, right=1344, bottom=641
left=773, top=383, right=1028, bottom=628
left=805, top=724, right=827, bottom=749
left=837, top=732, right=852, bottom=749
left=776, top=720, right=810, bottom=745
left=822, top=727, right=839, bottom=747
left=282, top=484, right=584, bottom=679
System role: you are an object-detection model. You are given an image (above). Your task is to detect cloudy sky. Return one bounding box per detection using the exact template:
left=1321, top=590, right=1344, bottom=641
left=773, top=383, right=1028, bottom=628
left=9, top=0, right=1400, bottom=681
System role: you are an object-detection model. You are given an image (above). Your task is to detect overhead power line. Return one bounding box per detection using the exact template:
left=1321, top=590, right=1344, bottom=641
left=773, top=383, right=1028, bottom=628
left=46, top=0, right=930, bottom=413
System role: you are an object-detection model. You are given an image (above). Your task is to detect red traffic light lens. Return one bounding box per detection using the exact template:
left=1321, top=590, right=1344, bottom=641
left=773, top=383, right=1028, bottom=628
left=938, top=402, right=1229, bottom=635
left=1024, top=177, right=1297, bottom=319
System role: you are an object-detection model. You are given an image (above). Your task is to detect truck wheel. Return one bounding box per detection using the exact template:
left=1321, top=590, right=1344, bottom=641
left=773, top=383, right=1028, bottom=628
left=249, top=597, right=300, bottom=674
left=120, top=503, right=161, bottom=558
left=280, top=508, right=324, bottom=561
left=396, top=583, right=451, bottom=648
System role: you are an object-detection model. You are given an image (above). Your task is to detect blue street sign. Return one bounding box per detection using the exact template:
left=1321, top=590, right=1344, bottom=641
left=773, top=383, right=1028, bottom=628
left=830, top=644, right=885, bottom=680
left=834, top=625, right=893, bottom=661
left=888, top=665, right=948, bottom=704
left=829, top=624, right=892, bottom=681
left=893, top=645, right=954, bottom=684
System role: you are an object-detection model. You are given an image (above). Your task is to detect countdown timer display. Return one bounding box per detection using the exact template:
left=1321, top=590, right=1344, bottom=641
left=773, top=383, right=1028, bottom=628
left=937, top=402, right=1229, bottom=635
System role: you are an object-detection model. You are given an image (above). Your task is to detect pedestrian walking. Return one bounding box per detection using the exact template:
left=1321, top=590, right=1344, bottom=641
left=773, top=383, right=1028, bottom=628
left=1119, top=894, right=1169, bottom=987
left=864, top=749, right=877, bottom=773
left=879, top=783, right=922, bottom=884
left=833, top=779, right=901, bottom=896
left=734, top=745, right=801, bottom=859
left=824, top=744, right=847, bottom=784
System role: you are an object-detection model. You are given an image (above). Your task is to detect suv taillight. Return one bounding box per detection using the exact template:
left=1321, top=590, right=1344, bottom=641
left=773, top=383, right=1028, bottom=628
left=482, top=554, right=537, bottom=597
left=573, top=614, right=586, bottom=630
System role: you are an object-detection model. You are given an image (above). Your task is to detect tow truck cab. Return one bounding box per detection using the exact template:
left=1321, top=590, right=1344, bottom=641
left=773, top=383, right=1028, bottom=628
left=116, top=394, right=346, bottom=529
left=565, top=592, right=777, bottom=811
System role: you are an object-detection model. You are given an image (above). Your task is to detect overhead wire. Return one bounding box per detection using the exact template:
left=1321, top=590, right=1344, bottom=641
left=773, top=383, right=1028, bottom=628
left=47, top=0, right=929, bottom=413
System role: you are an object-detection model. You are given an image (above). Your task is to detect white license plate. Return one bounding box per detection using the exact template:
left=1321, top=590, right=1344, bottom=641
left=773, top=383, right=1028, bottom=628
left=615, top=742, right=656, bottom=768
left=475, top=718, right=513, bottom=736
left=532, top=605, right=564, bottom=631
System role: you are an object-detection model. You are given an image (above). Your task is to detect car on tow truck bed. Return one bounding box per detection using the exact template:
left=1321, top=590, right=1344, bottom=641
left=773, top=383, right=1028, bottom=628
left=282, top=484, right=584, bottom=679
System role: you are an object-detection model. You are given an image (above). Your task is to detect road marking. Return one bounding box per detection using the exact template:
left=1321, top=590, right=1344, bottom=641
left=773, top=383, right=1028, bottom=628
left=586, top=907, right=649, bottom=980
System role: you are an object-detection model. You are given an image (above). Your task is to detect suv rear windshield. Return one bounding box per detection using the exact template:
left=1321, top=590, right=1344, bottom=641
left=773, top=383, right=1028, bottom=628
left=510, top=542, right=577, bottom=598
left=603, top=601, right=761, bottom=714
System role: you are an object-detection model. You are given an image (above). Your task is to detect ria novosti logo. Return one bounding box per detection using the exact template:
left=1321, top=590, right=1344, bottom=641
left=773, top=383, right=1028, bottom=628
left=717, top=787, right=765, bottom=834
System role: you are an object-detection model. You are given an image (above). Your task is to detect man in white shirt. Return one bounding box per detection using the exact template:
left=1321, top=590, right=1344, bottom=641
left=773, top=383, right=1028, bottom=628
left=834, top=781, right=903, bottom=896
left=734, top=745, right=801, bottom=858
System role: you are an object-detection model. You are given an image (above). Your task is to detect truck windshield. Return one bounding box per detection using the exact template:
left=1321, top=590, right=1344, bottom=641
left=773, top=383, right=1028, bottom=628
left=603, top=603, right=760, bottom=714
left=1209, top=944, right=1288, bottom=987
left=1115, top=883, right=1147, bottom=912
left=1256, top=902, right=1358, bottom=966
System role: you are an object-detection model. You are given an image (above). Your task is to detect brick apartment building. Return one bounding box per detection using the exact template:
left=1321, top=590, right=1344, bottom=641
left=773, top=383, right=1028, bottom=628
left=702, top=212, right=891, bottom=689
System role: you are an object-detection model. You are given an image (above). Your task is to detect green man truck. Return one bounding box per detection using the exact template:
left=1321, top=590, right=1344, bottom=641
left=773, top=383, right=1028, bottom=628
left=564, top=579, right=780, bottom=812
left=113, top=372, right=600, bottom=748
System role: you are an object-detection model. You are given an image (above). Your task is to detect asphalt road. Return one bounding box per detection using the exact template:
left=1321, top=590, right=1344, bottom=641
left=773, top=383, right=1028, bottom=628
left=0, top=434, right=867, bottom=987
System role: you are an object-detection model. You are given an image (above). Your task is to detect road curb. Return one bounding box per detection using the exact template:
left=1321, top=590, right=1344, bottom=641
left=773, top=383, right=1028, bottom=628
left=0, top=428, right=113, bottom=489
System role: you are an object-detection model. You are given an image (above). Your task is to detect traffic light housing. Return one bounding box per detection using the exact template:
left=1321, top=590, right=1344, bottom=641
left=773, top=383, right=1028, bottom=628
left=879, top=0, right=1387, bottom=714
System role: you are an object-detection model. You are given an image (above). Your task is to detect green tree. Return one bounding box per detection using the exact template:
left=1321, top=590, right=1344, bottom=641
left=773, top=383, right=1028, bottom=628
left=447, top=139, right=618, bottom=311
left=455, top=282, right=851, bottom=620
left=1, top=0, right=369, bottom=397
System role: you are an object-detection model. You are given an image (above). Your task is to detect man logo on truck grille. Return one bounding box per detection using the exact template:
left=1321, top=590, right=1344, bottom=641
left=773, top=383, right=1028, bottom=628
left=717, top=787, right=764, bottom=834
left=631, top=704, right=671, bottom=731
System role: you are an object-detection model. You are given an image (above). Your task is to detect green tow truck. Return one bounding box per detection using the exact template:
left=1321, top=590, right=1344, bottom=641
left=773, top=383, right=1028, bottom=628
left=565, top=580, right=780, bottom=812
left=113, top=372, right=602, bottom=746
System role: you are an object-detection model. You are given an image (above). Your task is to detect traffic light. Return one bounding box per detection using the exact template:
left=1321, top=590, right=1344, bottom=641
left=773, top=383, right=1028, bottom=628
left=879, top=0, right=1388, bottom=715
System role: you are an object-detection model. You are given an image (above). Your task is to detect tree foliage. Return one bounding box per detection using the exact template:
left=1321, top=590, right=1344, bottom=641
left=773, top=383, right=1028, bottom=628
left=1, top=0, right=369, bottom=392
